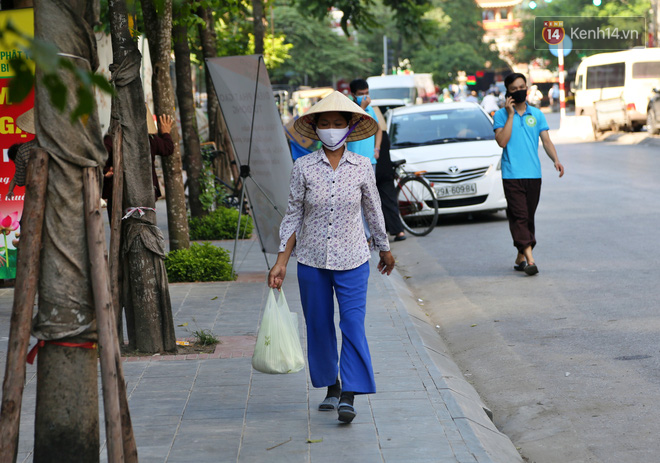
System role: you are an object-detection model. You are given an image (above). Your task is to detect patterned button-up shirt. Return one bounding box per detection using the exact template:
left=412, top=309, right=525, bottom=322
left=279, top=149, right=389, bottom=271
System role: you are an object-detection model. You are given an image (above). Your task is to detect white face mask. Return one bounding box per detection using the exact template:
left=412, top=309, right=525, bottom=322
left=316, top=127, right=350, bottom=150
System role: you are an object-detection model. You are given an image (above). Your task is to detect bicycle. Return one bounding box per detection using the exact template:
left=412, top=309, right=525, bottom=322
left=392, top=159, right=439, bottom=236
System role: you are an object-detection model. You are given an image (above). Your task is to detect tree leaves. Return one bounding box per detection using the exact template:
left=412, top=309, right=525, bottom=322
left=1, top=21, right=115, bottom=123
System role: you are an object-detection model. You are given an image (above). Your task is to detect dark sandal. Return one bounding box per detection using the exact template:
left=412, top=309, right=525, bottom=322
left=514, top=261, right=527, bottom=271
left=524, top=263, right=539, bottom=276
left=337, top=403, right=356, bottom=423
left=318, top=396, right=340, bottom=411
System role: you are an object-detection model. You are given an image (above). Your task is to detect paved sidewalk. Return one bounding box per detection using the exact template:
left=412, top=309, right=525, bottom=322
left=0, top=212, right=521, bottom=462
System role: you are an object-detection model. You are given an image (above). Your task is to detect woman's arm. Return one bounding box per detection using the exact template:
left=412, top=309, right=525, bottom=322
left=268, top=233, right=296, bottom=289
left=269, top=161, right=305, bottom=289
left=360, top=161, right=394, bottom=275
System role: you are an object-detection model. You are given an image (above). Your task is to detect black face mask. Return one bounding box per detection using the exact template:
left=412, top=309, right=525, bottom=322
left=506, top=89, right=527, bottom=104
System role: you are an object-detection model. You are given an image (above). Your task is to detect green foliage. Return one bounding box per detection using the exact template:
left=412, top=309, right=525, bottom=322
left=292, top=0, right=433, bottom=41
left=514, top=0, right=651, bottom=69
left=0, top=21, right=115, bottom=122
left=269, top=4, right=374, bottom=86
left=198, top=157, right=229, bottom=212
left=165, top=242, right=235, bottom=282
left=188, top=207, right=253, bottom=241
left=408, top=0, right=502, bottom=86
left=192, top=329, right=220, bottom=346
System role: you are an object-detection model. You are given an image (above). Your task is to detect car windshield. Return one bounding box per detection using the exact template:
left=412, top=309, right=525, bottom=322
left=389, top=107, right=495, bottom=148
left=370, top=87, right=415, bottom=103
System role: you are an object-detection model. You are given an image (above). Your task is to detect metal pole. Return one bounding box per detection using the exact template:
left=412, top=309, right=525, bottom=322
left=383, top=35, right=388, bottom=75
left=558, top=40, right=566, bottom=121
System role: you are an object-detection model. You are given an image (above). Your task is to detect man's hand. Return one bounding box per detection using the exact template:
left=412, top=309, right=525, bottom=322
left=377, top=250, right=395, bottom=275
left=6, top=191, right=14, bottom=200
left=104, top=167, right=114, bottom=178
left=555, top=161, right=565, bottom=178
left=268, top=263, right=287, bottom=290
left=158, top=114, right=174, bottom=134
left=504, top=96, right=515, bottom=115
left=360, top=96, right=371, bottom=109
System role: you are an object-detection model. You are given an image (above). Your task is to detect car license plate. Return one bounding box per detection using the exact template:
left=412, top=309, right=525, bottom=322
left=434, top=183, right=477, bottom=198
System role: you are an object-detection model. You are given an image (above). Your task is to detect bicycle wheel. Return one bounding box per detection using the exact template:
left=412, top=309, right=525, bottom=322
left=396, top=176, right=439, bottom=236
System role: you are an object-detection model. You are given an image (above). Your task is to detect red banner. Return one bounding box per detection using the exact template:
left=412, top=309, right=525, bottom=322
left=0, top=8, right=34, bottom=279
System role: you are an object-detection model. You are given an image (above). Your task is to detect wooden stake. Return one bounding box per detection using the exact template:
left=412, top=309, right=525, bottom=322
left=108, top=124, right=138, bottom=463
left=83, top=166, right=125, bottom=463
left=109, top=123, right=123, bottom=335
left=0, top=149, right=49, bottom=463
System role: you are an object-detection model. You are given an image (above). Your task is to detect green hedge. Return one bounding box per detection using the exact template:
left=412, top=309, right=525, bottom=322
left=189, top=207, right=253, bottom=241
left=165, top=242, right=235, bottom=282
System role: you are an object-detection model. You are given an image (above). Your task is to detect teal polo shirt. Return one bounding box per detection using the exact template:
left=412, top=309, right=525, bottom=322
left=347, top=105, right=377, bottom=165
left=493, top=104, right=549, bottom=179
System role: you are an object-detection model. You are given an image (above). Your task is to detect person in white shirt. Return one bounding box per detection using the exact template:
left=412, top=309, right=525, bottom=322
left=481, top=90, right=501, bottom=116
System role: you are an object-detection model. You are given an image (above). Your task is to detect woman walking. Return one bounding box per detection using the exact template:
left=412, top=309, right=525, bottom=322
left=268, top=91, right=395, bottom=424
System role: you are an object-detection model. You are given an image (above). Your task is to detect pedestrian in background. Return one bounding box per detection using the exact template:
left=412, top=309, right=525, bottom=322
left=481, top=89, right=501, bottom=117
left=102, top=107, right=174, bottom=218
left=347, top=79, right=382, bottom=168
left=494, top=73, right=564, bottom=276
left=7, top=109, right=38, bottom=200
left=373, top=106, right=406, bottom=242
left=268, top=91, right=395, bottom=424
left=348, top=79, right=382, bottom=240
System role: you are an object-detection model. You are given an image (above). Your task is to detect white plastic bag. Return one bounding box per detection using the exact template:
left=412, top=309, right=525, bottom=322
left=252, top=288, right=305, bottom=374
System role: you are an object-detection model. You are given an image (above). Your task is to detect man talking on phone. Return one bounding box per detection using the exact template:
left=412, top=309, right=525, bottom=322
left=493, top=73, right=565, bottom=276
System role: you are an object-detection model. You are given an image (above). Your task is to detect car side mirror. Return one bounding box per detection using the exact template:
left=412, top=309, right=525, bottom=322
left=654, top=88, right=660, bottom=94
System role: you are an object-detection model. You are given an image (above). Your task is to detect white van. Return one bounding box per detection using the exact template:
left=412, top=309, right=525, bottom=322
left=366, top=74, right=437, bottom=105
left=573, top=48, right=660, bottom=130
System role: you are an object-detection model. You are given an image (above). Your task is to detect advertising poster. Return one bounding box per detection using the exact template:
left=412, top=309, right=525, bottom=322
left=0, top=8, right=34, bottom=280
left=207, top=55, right=293, bottom=254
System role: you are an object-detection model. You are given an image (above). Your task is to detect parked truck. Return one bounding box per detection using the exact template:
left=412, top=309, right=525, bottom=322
left=366, top=74, right=437, bottom=105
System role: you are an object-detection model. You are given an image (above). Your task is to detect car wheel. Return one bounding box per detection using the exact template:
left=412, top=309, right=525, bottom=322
left=648, top=108, right=659, bottom=135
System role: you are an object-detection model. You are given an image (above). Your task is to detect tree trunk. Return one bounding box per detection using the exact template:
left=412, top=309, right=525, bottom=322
left=108, top=0, right=176, bottom=353
left=197, top=6, right=219, bottom=143
left=34, top=344, right=99, bottom=463
left=173, top=20, right=205, bottom=218
left=141, top=0, right=190, bottom=251
left=31, top=0, right=105, bottom=458
left=253, top=0, right=265, bottom=55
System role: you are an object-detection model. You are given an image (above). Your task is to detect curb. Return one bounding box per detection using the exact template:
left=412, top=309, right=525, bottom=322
left=379, top=268, right=523, bottom=463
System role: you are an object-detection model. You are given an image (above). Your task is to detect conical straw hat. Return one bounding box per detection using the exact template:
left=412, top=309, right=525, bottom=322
left=16, top=108, right=35, bottom=134
left=294, top=91, right=378, bottom=142
left=146, top=103, right=158, bottom=134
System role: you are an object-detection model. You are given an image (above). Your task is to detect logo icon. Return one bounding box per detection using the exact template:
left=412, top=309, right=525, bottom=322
left=448, top=166, right=460, bottom=174
left=542, top=20, right=565, bottom=45
left=525, top=115, right=537, bottom=127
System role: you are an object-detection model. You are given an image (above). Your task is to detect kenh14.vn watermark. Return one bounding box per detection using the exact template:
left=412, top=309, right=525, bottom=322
left=534, top=16, right=646, bottom=50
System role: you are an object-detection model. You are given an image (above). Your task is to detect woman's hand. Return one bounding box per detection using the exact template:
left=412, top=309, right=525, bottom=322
left=268, top=263, right=287, bottom=290
left=158, top=114, right=174, bottom=134
left=377, top=250, right=395, bottom=275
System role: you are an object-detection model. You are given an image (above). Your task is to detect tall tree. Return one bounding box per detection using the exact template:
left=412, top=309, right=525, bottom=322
left=196, top=6, right=220, bottom=142
left=141, top=0, right=191, bottom=251
left=173, top=12, right=206, bottom=218
left=252, top=0, right=265, bottom=54
left=31, top=0, right=105, bottom=458
left=107, top=0, right=177, bottom=353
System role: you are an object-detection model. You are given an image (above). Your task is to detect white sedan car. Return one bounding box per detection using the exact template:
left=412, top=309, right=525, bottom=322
left=387, top=102, right=506, bottom=216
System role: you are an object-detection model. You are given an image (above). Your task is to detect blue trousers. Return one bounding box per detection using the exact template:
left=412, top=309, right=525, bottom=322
left=297, top=261, right=376, bottom=394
